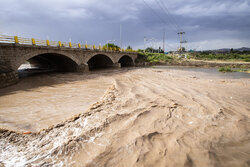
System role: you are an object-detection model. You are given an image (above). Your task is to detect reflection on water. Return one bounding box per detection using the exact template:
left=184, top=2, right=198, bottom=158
left=154, top=66, right=250, bottom=79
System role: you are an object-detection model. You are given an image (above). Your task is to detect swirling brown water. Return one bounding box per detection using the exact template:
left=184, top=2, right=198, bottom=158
left=0, top=68, right=249, bottom=167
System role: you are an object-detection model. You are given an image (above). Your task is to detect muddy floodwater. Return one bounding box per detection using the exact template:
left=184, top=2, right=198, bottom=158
left=0, top=72, right=113, bottom=132
left=0, top=67, right=250, bottom=167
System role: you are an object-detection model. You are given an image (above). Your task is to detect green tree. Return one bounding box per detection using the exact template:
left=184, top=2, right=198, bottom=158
left=158, top=47, right=164, bottom=53
left=127, top=45, right=132, bottom=50
left=104, top=43, right=120, bottom=50
left=145, top=47, right=158, bottom=53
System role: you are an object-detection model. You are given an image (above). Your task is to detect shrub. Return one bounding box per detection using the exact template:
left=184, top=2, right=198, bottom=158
left=218, top=67, right=233, bottom=72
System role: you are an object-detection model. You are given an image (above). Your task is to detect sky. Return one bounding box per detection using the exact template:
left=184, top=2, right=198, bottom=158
left=1, top=0, right=250, bottom=51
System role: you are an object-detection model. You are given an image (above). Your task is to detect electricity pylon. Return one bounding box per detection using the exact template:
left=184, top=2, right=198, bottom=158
left=178, top=32, right=187, bottom=56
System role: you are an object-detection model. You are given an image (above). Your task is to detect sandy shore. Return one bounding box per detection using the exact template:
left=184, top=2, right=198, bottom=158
left=0, top=68, right=249, bottom=166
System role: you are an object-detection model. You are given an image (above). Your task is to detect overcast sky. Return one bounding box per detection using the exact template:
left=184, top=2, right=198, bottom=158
left=1, top=0, right=250, bottom=50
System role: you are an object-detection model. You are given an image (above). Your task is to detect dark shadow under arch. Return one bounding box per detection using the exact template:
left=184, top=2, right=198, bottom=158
left=87, top=54, right=114, bottom=70
left=118, top=55, right=134, bottom=67
left=18, top=53, right=79, bottom=77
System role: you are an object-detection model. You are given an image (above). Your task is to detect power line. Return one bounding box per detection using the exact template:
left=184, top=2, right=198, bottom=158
left=142, top=0, right=177, bottom=52
left=157, top=0, right=183, bottom=32
left=142, top=0, right=168, bottom=26
left=143, top=0, right=180, bottom=34
left=154, top=0, right=179, bottom=33
left=155, top=0, right=188, bottom=52
left=165, top=42, right=177, bottom=51
left=142, top=0, right=188, bottom=51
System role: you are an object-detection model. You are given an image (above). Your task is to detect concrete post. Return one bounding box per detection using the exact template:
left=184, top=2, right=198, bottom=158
left=58, top=41, right=62, bottom=47
left=32, top=38, right=36, bottom=45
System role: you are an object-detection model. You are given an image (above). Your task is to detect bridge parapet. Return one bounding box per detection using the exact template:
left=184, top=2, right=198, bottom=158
left=0, top=34, right=137, bottom=53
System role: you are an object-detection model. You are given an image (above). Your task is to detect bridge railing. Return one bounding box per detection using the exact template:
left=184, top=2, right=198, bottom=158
left=49, top=41, right=59, bottom=47
left=35, top=39, right=47, bottom=46
left=0, top=34, right=137, bottom=53
left=19, top=37, right=33, bottom=45
left=0, top=35, right=15, bottom=43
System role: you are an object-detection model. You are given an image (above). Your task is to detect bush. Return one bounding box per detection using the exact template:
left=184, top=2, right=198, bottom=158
left=146, top=53, right=172, bottom=63
left=219, top=67, right=233, bottom=72
left=189, top=52, right=250, bottom=62
left=135, top=52, right=173, bottom=63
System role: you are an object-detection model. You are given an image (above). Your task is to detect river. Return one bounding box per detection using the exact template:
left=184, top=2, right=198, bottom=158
left=0, top=67, right=249, bottom=166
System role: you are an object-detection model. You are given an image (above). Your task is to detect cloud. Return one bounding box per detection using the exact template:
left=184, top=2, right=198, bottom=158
left=188, top=39, right=250, bottom=51
left=172, top=1, right=250, bottom=17
left=0, top=0, right=249, bottom=50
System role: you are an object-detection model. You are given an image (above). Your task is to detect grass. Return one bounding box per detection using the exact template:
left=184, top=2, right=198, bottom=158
left=234, top=69, right=250, bottom=73
left=136, top=52, right=173, bottom=63
left=218, top=67, right=233, bottom=72
left=218, top=66, right=250, bottom=73
left=189, top=52, right=250, bottom=62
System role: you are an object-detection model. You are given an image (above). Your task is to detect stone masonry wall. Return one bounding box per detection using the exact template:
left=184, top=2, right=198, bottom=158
left=0, top=71, right=19, bottom=88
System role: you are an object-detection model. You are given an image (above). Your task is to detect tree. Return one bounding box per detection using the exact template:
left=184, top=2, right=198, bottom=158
left=104, top=43, right=120, bottom=50
left=127, top=46, right=132, bottom=50
left=145, top=47, right=159, bottom=53
left=158, top=47, right=164, bottom=53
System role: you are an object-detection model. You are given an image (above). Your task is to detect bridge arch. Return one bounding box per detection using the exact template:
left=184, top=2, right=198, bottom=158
left=15, top=51, right=80, bottom=72
left=87, top=54, right=115, bottom=70
left=118, top=55, right=134, bottom=67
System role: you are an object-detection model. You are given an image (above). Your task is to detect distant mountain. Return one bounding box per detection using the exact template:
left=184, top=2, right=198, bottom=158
left=204, top=47, right=250, bottom=52
left=216, top=48, right=230, bottom=52
left=235, top=47, right=250, bottom=51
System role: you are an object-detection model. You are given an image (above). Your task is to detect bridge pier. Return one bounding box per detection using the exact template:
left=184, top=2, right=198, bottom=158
left=76, top=64, right=89, bottom=73
left=113, top=63, right=121, bottom=68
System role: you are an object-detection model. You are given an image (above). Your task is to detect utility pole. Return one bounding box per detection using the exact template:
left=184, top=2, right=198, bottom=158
left=178, top=32, right=187, bottom=56
left=144, top=36, right=146, bottom=52
left=120, top=24, right=122, bottom=49
left=152, top=38, right=155, bottom=53
left=163, top=29, right=165, bottom=53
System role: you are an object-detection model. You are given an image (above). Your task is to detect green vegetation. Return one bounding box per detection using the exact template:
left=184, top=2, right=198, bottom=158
left=127, top=45, right=132, bottom=50
left=136, top=52, right=173, bottom=63
left=218, top=66, right=250, bottom=73
left=189, top=51, right=250, bottom=62
left=218, top=67, right=233, bottom=72
left=144, top=47, right=164, bottom=53
left=103, top=43, right=120, bottom=50
left=234, top=69, right=250, bottom=73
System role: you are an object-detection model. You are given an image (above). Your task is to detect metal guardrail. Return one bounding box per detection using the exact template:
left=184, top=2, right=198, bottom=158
left=0, top=34, right=137, bottom=53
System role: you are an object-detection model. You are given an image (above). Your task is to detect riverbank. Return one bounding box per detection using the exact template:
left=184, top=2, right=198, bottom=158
left=136, top=59, right=250, bottom=68
left=135, top=52, right=250, bottom=68
left=0, top=68, right=249, bottom=166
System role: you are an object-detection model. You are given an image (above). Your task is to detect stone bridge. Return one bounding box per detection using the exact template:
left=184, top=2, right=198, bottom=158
left=0, top=43, right=137, bottom=88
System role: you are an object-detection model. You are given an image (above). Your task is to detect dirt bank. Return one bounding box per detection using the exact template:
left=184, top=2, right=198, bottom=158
left=137, top=59, right=250, bottom=68
left=0, top=68, right=249, bottom=166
